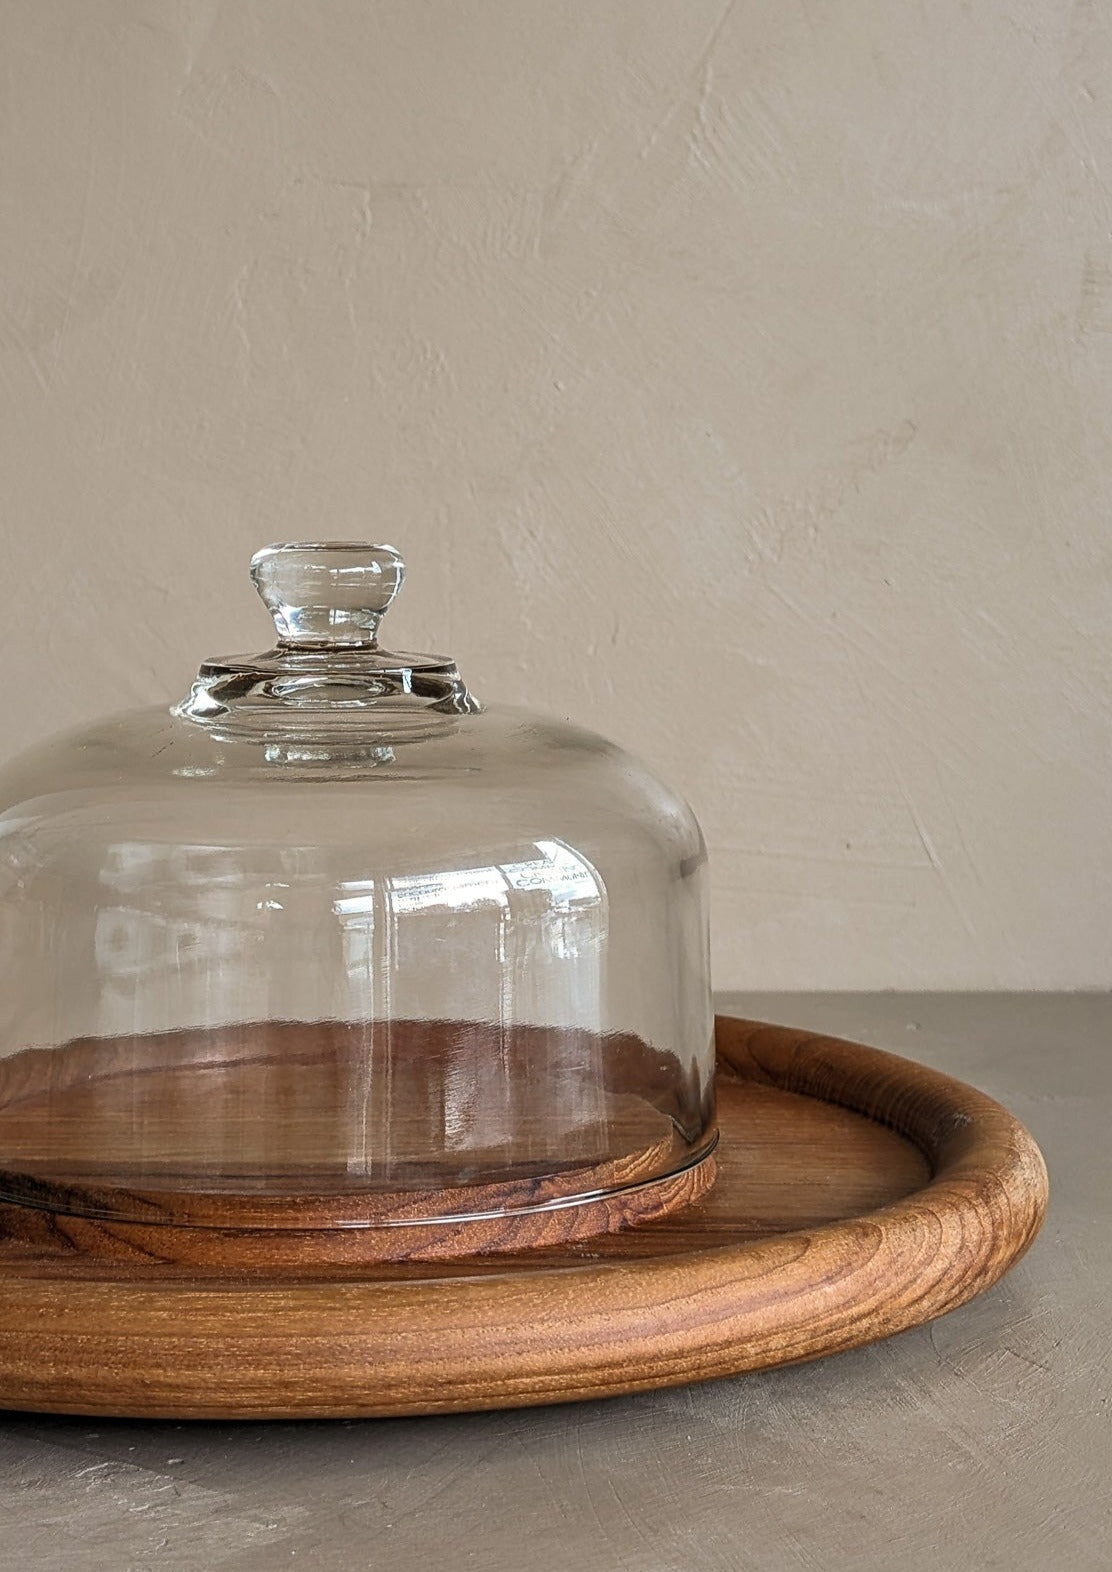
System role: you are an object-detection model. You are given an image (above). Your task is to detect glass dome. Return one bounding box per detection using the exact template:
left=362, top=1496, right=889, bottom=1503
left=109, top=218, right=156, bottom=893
left=0, top=544, right=715, bottom=1253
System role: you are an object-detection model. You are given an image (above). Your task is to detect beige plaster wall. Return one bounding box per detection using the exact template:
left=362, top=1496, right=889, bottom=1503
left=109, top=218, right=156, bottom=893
left=2, top=0, right=1110, bottom=989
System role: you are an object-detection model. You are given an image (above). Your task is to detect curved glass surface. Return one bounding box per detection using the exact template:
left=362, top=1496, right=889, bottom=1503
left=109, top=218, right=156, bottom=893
left=0, top=545, right=714, bottom=1229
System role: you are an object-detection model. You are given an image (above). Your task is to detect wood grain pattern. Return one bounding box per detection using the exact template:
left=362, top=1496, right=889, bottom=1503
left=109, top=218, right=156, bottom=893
left=0, top=1018, right=713, bottom=1257
left=0, top=1153, right=717, bottom=1268
left=0, top=1014, right=1048, bottom=1419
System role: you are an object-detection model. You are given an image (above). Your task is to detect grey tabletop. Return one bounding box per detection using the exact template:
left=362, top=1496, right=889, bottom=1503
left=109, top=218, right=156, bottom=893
left=1, top=993, right=1108, bottom=1572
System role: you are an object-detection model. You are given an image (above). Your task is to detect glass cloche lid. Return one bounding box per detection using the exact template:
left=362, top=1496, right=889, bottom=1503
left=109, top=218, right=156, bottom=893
left=0, top=544, right=715, bottom=1256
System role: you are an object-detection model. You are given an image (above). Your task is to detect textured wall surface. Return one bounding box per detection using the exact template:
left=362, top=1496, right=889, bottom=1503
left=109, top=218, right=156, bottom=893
left=2, top=0, right=1110, bottom=988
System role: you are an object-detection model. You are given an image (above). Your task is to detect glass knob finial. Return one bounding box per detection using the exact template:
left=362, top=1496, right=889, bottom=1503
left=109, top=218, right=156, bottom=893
left=250, top=543, right=405, bottom=649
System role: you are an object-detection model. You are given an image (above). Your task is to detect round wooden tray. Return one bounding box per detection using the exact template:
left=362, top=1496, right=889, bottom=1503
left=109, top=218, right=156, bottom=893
left=0, top=1014, right=1047, bottom=1419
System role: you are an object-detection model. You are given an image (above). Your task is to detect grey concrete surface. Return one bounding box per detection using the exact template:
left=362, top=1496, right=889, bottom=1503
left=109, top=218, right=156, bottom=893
left=0, top=994, right=1108, bottom=1572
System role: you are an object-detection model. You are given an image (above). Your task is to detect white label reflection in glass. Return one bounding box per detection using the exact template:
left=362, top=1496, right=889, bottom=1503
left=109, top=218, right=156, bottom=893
left=332, top=840, right=610, bottom=1160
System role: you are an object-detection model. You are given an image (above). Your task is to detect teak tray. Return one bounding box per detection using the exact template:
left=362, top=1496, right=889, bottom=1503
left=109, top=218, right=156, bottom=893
left=0, top=1015, right=1047, bottom=1419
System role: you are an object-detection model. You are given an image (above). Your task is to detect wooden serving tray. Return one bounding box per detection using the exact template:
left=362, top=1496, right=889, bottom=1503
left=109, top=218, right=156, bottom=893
left=0, top=1015, right=1047, bottom=1419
